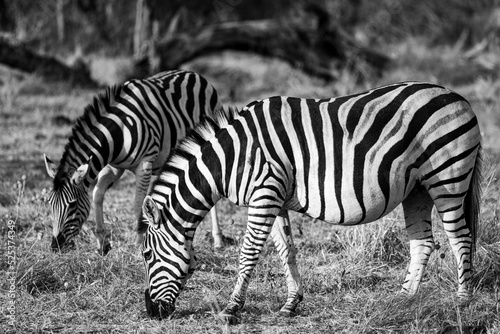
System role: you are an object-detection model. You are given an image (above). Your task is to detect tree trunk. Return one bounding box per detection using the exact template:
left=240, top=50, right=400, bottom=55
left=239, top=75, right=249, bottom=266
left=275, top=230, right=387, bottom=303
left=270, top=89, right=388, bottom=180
left=56, top=0, right=65, bottom=42
left=0, top=0, right=14, bottom=31
left=134, top=0, right=151, bottom=60
left=148, top=19, right=160, bottom=73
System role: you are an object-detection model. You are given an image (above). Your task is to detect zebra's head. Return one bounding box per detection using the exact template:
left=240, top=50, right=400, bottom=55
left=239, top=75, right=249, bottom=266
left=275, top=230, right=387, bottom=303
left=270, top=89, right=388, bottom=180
left=141, top=195, right=193, bottom=319
left=44, top=155, right=92, bottom=252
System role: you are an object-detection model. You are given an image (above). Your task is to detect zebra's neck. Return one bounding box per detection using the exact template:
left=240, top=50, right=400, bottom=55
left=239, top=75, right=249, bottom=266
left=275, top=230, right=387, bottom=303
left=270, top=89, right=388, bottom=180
left=149, top=109, right=247, bottom=234
left=150, top=121, right=266, bottom=242
left=150, top=144, right=224, bottom=236
left=54, top=87, right=120, bottom=188
left=55, top=138, right=106, bottom=188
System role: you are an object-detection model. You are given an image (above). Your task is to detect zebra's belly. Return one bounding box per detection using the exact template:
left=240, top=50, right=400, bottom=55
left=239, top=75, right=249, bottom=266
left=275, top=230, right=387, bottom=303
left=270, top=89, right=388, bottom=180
left=324, top=198, right=400, bottom=225
left=110, top=141, right=164, bottom=173
left=287, top=184, right=404, bottom=225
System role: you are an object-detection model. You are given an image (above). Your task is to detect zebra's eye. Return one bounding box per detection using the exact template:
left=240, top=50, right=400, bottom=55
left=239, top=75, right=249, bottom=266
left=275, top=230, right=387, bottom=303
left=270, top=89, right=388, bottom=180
left=143, top=249, right=153, bottom=261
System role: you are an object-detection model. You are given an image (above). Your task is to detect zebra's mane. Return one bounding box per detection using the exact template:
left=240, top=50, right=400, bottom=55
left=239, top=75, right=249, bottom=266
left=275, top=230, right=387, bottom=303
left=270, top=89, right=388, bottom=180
left=53, top=85, right=123, bottom=191
left=137, top=106, right=240, bottom=233
left=136, top=106, right=240, bottom=233
left=162, top=106, right=240, bottom=178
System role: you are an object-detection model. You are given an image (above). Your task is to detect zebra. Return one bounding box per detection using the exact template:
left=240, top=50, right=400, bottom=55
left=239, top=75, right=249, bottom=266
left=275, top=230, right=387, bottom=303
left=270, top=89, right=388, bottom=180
left=139, top=82, right=482, bottom=322
left=44, top=70, right=226, bottom=255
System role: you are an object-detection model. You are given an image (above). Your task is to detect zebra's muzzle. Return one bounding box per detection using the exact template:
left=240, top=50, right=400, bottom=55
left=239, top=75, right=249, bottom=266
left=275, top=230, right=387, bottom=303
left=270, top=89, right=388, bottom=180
left=145, top=289, right=176, bottom=320
left=51, top=234, right=75, bottom=252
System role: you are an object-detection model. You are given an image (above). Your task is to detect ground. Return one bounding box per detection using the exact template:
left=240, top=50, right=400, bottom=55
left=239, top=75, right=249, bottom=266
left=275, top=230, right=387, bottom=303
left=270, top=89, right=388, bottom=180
left=1, top=38, right=500, bottom=333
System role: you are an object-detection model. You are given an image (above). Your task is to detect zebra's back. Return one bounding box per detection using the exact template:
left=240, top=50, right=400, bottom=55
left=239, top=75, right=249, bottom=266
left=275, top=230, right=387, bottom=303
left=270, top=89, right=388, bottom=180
left=105, top=70, right=220, bottom=172
left=238, top=82, right=481, bottom=224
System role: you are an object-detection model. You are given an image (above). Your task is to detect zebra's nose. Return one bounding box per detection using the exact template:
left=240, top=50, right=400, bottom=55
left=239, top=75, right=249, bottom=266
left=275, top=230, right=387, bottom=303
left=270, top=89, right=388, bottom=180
left=145, top=289, right=175, bottom=320
left=51, top=234, right=65, bottom=252
left=158, top=300, right=175, bottom=320
left=51, top=234, right=74, bottom=252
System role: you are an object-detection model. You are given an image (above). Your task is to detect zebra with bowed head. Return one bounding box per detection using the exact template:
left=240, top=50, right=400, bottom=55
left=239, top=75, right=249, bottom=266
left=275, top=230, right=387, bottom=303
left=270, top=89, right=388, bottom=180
left=44, top=70, right=226, bottom=255
left=140, top=82, right=482, bottom=322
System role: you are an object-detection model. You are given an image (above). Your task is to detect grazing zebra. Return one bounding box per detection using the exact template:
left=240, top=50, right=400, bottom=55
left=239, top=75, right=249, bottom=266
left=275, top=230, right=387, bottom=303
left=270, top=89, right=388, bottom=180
left=44, top=70, right=225, bottom=255
left=140, top=82, right=482, bottom=322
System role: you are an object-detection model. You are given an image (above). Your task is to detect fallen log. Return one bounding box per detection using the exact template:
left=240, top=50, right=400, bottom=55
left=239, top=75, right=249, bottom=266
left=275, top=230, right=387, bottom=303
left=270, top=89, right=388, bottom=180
left=154, top=20, right=390, bottom=80
left=0, top=36, right=97, bottom=87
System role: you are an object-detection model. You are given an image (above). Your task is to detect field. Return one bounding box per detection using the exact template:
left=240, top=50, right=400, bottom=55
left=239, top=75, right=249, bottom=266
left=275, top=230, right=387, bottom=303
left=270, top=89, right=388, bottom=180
left=2, top=39, right=500, bottom=333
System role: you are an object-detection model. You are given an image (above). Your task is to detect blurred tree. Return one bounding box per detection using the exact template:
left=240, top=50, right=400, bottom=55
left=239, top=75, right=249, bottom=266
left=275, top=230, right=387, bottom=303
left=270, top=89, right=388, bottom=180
left=56, top=0, right=65, bottom=42
left=134, top=0, right=147, bottom=59
left=340, top=0, right=362, bottom=27
left=0, top=0, right=14, bottom=31
left=0, top=0, right=499, bottom=81
left=76, top=0, right=97, bottom=12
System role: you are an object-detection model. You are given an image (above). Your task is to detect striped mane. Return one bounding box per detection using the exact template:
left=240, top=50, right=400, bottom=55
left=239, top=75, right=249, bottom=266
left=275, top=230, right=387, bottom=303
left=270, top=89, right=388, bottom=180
left=136, top=107, right=240, bottom=233
left=53, top=85, right=123, bottom=191
left=158, top=106, right=240, bottom=183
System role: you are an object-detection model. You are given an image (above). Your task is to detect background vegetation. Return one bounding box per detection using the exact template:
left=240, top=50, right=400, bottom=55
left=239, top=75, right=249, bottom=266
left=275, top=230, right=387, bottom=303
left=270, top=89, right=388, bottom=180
left=1, top=0, right=500, bottom=333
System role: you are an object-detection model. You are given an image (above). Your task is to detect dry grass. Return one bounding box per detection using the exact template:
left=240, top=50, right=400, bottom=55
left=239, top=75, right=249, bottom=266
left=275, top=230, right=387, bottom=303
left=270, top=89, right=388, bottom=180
left=1, top=40, right=500, bottom=333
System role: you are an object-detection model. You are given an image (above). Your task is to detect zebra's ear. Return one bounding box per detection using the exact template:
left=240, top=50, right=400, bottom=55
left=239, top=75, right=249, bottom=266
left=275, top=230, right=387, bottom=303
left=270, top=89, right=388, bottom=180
left=143, top=196, right=160, bottom=227
left=71, top=156, right=92, bottom=185
left=44, top=154, right=57, bottom=178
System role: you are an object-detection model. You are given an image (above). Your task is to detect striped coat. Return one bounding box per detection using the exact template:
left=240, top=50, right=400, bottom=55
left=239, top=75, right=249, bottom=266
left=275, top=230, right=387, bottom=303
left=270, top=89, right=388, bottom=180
left=141, top=82, right=482, bottom=321
left=45, top=70, right=223, bottom=254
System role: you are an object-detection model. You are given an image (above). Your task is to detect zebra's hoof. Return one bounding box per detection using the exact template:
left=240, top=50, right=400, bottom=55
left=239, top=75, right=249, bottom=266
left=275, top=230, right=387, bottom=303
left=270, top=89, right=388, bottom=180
left=457, top=293, right=472, bottom=306
left=279, top=302, right=301, bottom=317
left=96, top=242, right=112, bottom=256
left=278, top=308, right=298, bottom=317
left=279, top=294, right=302, bottom=317
left=218, top=310, right=241, bottom=325
left=213, top=238, right=224, bottom=251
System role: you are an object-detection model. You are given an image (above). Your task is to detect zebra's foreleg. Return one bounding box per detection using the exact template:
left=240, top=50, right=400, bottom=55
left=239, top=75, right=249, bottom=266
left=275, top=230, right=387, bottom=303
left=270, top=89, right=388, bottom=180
left=134, top=161, right=153, bottom=247
left=270, top=212, right=303, bottom=317
left=401, top=185, right=435, bottom=295
left=93, top=166, right=124, bottom=255
left=219, top=206, right=280, bottom=324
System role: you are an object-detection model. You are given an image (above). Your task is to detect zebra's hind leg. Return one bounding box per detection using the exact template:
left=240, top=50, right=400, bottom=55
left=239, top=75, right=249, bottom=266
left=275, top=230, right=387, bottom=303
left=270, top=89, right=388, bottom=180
left=425, top=148, right=481, bottom=300
left=433, top=194, right=474, bottom=300
left=93, top=166, right=124, bottom=255
left=210, top=207, right=224, bottom=251
left=270, top=212, right=303, bottom=317
left=401, top=184, right=435, bottom=295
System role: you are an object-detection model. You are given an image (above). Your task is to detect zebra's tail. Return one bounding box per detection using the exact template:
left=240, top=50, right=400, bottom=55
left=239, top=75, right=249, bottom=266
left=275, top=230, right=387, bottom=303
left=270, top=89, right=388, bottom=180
left=464, top=144, right=482, bottom=271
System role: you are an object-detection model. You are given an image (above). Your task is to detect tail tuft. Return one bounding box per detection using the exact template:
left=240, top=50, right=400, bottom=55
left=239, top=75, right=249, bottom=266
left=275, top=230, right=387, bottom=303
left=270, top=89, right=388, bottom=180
left=464, top=144, right=482, bottom=271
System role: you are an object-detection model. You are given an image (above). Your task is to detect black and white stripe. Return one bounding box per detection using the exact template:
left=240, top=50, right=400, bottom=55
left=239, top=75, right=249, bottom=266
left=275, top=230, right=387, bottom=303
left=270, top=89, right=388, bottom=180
left=141, top=82, right=482, bottom=320
left=45, top=70, right=223, bottom=254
